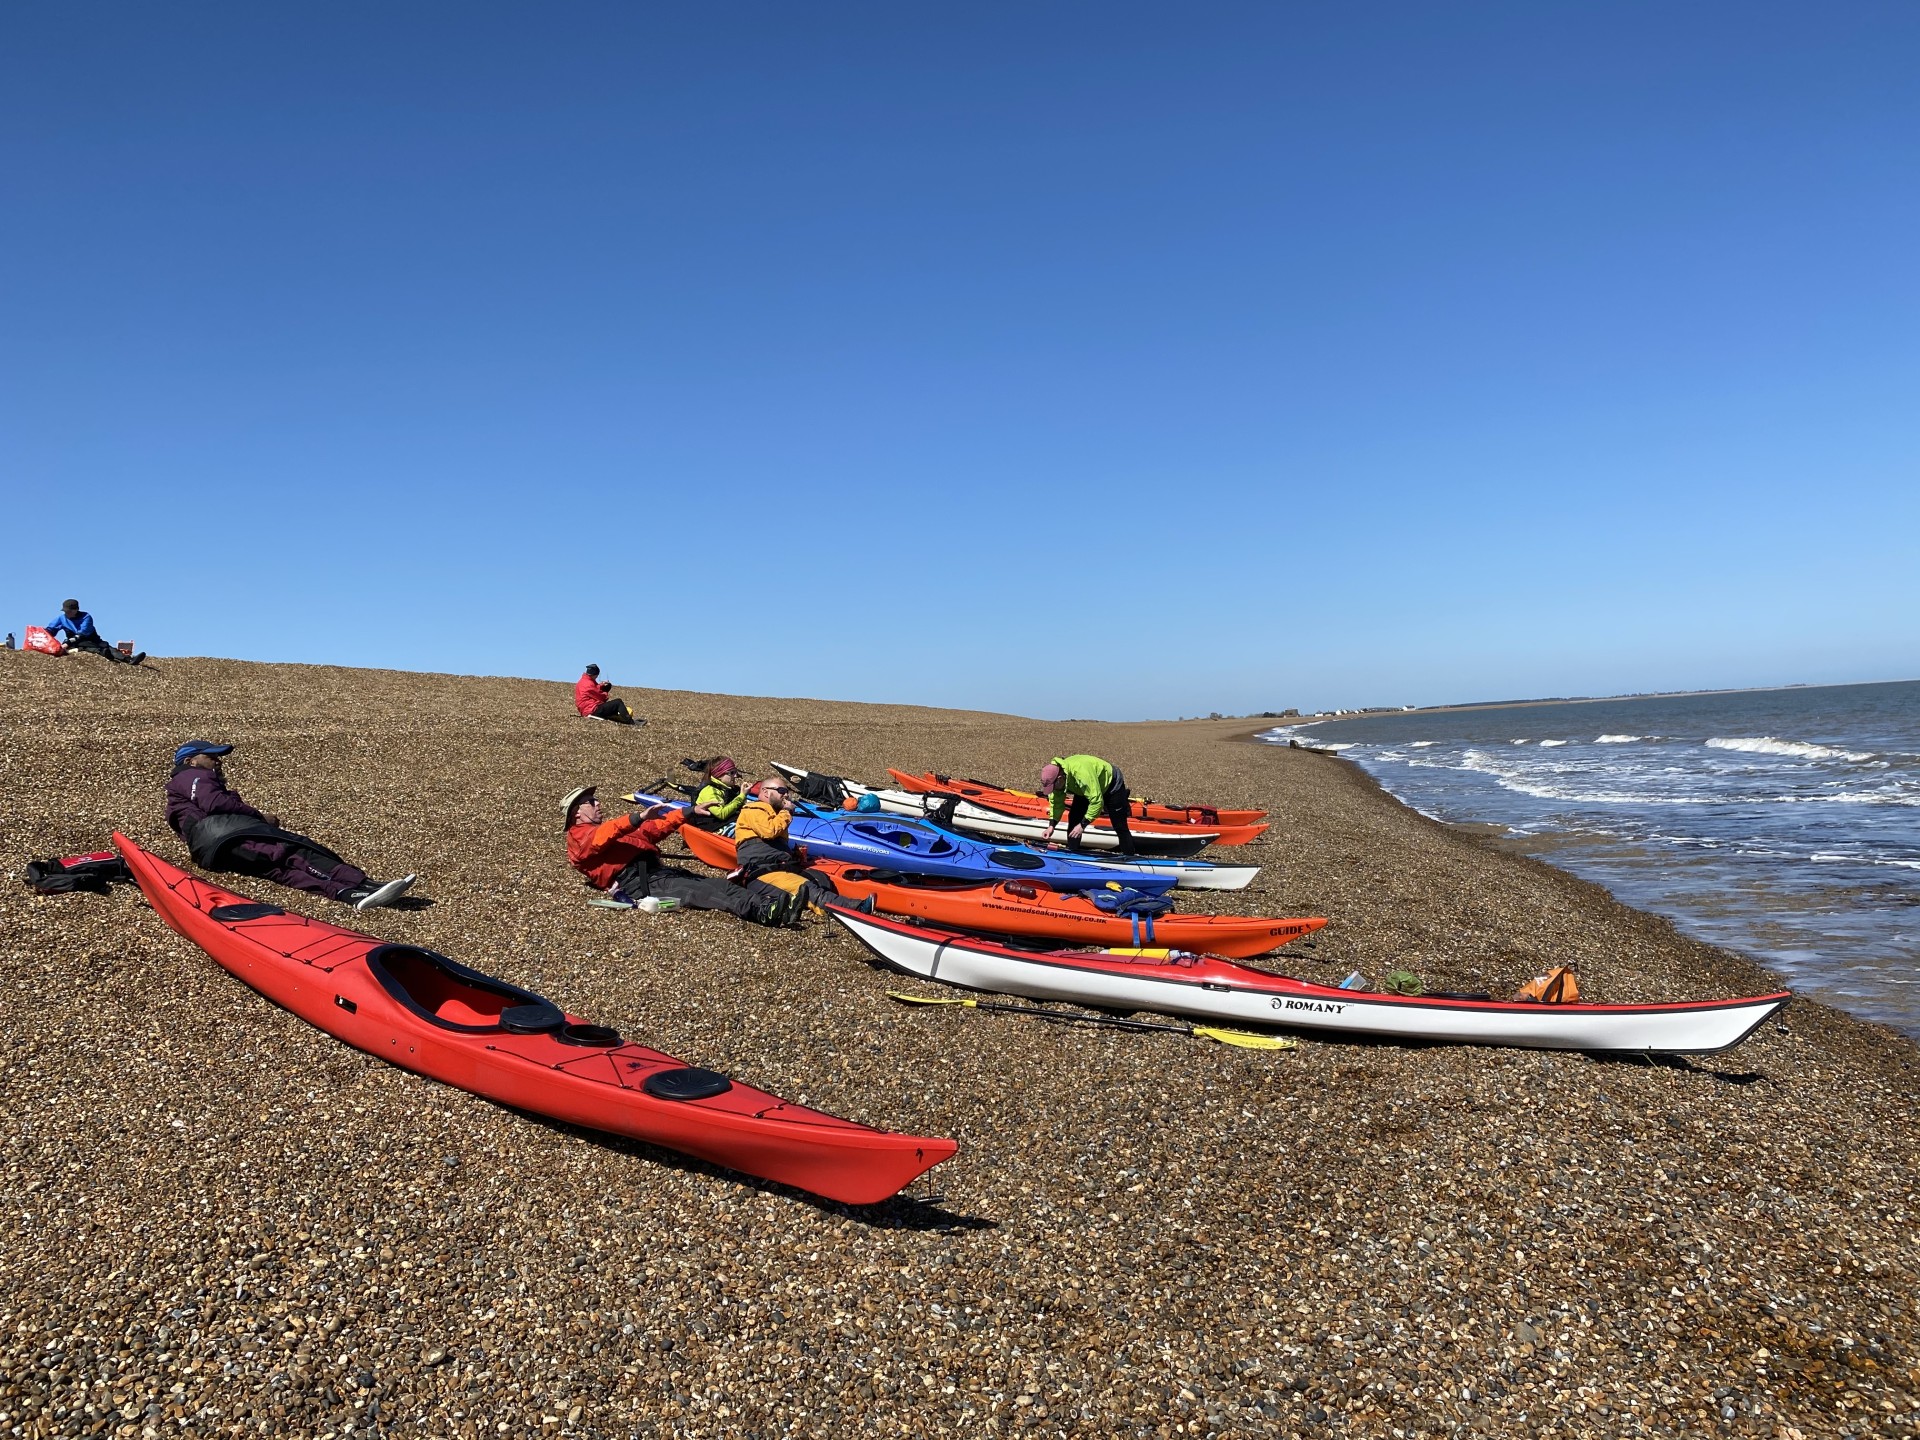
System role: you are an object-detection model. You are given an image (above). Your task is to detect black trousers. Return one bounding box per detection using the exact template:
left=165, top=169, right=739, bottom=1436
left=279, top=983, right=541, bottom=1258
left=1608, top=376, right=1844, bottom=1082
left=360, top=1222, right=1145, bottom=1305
left=614, top=857, right=787, bottom=921
left=68, top=634, right=135, bottom=664
left=734, top=837, right=845, bottom=910
left=1066, top=769, right=1137, bottom=854
left=591, top=697, right=636, bottom=724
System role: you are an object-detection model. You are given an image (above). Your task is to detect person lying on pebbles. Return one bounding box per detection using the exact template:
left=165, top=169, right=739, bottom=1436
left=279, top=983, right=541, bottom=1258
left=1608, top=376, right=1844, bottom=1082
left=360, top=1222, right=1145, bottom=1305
left=164, top=740, right=416, bottom=910
left=563, top=784, right=798, bottom=925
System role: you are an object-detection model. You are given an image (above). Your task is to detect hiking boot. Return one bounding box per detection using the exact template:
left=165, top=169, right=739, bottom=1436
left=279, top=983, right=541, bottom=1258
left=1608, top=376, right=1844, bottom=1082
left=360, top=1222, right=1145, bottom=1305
left=352, top=875, right=417, bottom=911
left=130, top=652, right=146, bottom=666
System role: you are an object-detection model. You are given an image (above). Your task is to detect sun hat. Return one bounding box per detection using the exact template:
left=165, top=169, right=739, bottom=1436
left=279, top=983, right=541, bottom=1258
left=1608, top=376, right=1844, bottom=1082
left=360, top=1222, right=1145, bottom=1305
left=173, top=740, right=234, bottom=768
left=561, top=785, right=597, bottom=826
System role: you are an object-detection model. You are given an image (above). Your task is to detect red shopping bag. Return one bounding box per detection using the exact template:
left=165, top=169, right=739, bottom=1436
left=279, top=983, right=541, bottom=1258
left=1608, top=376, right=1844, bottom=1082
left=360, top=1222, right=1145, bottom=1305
left=22, top=626, right=65, bottom=656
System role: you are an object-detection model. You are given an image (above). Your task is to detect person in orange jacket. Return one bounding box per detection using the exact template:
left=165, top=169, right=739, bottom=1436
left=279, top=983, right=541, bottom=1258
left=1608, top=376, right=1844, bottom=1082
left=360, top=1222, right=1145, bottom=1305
left=573, top=665, right=638, bottom=724
left=563, top=786, right=793, bottom=923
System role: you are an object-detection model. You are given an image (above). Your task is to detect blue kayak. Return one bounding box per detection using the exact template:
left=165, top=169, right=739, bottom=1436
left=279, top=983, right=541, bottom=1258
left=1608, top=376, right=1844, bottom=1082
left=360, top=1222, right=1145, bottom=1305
left=626, top=792, right=1178, bottom=895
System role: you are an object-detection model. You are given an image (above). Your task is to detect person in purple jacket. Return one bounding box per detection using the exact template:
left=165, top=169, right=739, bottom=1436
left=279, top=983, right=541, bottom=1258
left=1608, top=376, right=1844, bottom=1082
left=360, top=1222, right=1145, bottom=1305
left=164, top=741, right=416, bottom=910
left=48, top=599, right=144, bottom=664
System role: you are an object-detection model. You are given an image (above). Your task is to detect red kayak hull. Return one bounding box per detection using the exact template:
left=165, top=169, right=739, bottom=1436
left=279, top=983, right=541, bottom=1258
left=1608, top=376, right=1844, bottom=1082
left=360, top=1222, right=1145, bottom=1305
left=115, top=834, right=954, bottom=1205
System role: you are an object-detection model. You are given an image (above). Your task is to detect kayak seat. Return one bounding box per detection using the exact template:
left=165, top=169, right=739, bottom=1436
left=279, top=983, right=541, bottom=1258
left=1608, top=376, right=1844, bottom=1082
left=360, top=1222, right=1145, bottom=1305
left=642, top=1067, right=733, bottom=1101
left=365, top=944, right=565, bottom=1035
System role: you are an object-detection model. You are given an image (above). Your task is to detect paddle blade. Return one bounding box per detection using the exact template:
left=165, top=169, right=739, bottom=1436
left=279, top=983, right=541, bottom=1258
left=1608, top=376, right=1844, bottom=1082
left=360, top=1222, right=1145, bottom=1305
left=1192, top=1026, right=1296, bottom=1051
left=888, top=991, right=975, bottom=1008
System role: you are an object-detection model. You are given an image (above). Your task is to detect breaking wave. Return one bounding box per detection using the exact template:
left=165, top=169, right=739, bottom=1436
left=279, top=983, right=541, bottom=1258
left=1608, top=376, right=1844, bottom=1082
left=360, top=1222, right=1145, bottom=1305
left=1596, top=735, right=1643, bottom=744
left=1706, top=736, right=1875, bottom=762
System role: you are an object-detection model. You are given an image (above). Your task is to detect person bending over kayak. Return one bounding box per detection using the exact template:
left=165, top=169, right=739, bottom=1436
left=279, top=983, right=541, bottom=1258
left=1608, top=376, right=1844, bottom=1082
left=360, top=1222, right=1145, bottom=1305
left=1037, top=754, right=1138, bottom=855
left=730, top=776, right=862, bottom=914
left=563, top=786, right=797, bottom=925
left=48, top=599, right=144, bottom=665
left=164, top=741, right=416, bottom=910
left=574, top=665, right=638, bottom=724
left=688, top=757, right=746, bottom=832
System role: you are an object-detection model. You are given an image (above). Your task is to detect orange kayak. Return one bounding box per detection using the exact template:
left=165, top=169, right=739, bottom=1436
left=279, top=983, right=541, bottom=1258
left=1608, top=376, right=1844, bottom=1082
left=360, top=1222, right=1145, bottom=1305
left=886, top=770, right=1268, bottom=838
left=680, top=825, right=1322, bottom=959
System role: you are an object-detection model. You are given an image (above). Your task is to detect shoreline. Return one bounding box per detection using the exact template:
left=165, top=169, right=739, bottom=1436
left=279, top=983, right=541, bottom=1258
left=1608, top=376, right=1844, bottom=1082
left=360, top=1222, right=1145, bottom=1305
left=5, top=652, right=1916, bottom=1438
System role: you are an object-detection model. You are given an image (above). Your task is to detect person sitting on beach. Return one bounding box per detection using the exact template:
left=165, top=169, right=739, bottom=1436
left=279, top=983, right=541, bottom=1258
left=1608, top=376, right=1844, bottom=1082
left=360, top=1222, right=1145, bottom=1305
left=48, top=599, right=144, bottom=665
left=574, top=665, right=637, bottom=724
left=564, top=786, right=797, bottom=925
left=165, top=741, right=416, bottom=910
left=1037, top=754, right=1138, bottom=854
left=688, top=757, right=746, bottom=832
left=729, top=776, right=858, bottom=914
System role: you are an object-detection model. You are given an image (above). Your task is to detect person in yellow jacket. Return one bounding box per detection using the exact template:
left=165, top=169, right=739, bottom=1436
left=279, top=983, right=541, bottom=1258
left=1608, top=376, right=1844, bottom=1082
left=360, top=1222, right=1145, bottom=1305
left=732, top=777, right=863, bottom=914
left=1037, top=754, right=1138, bottom=854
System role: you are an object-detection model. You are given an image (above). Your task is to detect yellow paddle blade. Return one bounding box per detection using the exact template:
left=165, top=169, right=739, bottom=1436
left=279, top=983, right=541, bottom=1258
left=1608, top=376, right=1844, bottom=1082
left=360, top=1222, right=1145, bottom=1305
left=1193, top=1026, right=1297, bottom=1051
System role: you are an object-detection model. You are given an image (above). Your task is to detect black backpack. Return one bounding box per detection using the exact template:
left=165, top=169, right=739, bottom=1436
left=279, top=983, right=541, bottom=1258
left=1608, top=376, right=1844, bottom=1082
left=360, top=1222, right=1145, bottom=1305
left=23, top=852, right=131, bottom=895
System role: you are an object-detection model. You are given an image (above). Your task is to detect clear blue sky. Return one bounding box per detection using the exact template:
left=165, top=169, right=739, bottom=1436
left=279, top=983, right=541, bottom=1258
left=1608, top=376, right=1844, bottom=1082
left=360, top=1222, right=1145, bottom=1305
left=5, top=3, right=1916, bottom=718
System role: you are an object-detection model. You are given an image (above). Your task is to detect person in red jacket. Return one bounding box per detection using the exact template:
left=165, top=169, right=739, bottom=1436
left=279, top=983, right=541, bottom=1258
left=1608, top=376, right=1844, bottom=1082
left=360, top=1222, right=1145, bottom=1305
left=563, top=786, right=794, bottom=924
left=573, top=665, right=638, bottom=724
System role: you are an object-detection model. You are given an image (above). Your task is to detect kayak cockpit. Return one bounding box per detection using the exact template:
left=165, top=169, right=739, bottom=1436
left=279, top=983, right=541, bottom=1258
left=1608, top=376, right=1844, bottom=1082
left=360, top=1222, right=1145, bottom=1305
left=365, top=944, right=563, bottom=1034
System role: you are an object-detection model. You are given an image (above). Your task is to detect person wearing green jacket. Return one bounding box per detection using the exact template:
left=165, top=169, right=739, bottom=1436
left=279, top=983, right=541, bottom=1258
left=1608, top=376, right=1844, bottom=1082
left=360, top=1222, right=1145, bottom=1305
left=1036, top=754, right=1138, bottom=854
left=689, top=757, right=748, bottom=832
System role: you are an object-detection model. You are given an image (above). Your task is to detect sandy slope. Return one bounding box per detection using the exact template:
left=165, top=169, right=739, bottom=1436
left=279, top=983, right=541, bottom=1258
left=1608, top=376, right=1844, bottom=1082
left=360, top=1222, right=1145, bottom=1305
left=2, top=651, right=1914, bottom=1438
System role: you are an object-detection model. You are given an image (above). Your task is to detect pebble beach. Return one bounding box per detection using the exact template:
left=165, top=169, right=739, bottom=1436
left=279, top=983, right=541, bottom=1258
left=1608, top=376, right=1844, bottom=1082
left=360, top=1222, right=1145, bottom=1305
left=3, top=653, right=1916, bottom=1439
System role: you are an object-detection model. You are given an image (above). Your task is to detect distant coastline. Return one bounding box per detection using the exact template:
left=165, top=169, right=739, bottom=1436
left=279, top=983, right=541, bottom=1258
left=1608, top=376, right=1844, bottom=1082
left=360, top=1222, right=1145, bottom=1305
left=1272, top=676, right=1919, bottom=728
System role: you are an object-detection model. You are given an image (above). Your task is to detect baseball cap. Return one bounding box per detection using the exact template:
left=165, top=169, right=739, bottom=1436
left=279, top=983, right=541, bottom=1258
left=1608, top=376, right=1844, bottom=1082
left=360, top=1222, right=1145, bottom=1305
left=174, top=740, right=234, bottom=768
left=1038, top=762, right=1064, bottom=789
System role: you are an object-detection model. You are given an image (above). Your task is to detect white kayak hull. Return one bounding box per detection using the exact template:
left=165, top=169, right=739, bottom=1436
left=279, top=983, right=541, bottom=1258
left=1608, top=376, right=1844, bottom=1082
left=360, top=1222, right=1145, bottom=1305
left=830, top=910, right=1790, bottom=1054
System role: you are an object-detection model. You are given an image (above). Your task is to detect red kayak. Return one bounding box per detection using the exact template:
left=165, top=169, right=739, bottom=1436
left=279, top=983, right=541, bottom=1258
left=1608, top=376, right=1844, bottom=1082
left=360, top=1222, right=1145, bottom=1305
left=115, top=834, right=955, bottom=1205
left=886, top=770, right=1268, bottom=836
left=678, top=825, right=1324, bottom=958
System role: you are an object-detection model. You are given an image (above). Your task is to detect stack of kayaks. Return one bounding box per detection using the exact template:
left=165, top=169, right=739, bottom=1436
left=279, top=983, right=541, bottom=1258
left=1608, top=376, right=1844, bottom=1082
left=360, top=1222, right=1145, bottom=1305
left=829, top=907, right=1792, bottom=1055
left=679, top=824, right=1325, bottom=958
left=772, top=763, right=1235, bottom=856
left=116, top=833, right=955, bottom=1205
left=887, top=768, right=1269, bottom=835
left=628, top=789, right=1188, bottom=893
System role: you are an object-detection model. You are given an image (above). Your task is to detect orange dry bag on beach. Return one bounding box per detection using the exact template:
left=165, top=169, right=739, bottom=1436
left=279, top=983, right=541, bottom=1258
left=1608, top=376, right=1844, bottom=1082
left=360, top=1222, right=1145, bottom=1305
left=1512, top=966, right=1579, bottom=1004
left=22, top=626, right=64, bottom=657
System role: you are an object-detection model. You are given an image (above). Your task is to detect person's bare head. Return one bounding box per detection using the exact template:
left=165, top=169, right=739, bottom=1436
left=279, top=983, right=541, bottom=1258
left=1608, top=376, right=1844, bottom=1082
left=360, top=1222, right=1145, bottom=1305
left=760, top=777, right=794, bottom=808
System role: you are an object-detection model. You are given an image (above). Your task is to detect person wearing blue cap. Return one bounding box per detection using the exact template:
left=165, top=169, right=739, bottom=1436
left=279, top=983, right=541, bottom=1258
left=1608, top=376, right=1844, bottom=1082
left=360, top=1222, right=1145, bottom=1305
left=163, top=741, right=416, bottom=910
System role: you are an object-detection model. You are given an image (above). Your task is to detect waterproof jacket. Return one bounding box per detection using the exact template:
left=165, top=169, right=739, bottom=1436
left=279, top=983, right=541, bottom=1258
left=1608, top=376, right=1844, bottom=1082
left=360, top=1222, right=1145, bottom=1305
left=567, top=807, right=686, bottom=890
left=694, top=780, right=745, bottom=825
left=166, top=766, right=265, bottom=838
left=734, top=798, right=792, bottom=848
left=1046, top=754, right=1117, bottom=824
left=164, top=766, right=340, bottom=870
left=575, top=673, right=613, bottom=717
left=47, top=610, right=100, bottom=641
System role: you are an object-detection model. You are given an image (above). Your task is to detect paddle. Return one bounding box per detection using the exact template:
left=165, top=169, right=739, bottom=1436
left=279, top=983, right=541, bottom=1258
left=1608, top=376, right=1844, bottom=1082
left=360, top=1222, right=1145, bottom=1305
left=887, top=991, right=1295, bottom=1051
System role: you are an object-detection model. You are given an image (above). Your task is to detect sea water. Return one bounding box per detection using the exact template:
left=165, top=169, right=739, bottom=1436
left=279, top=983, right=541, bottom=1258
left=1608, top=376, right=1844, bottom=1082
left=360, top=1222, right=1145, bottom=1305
left=1260, top=680, right=1920, bottom=1038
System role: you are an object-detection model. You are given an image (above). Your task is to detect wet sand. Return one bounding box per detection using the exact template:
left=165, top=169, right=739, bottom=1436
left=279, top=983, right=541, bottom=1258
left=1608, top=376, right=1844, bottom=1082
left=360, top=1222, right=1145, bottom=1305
left=3, top=654, right=1915, bottom=1438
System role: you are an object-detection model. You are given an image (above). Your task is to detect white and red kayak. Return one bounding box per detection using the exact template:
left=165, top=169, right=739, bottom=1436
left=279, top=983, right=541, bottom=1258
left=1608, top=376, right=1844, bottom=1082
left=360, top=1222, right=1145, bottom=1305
left=829, top=909, right=1790, bottom=1054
